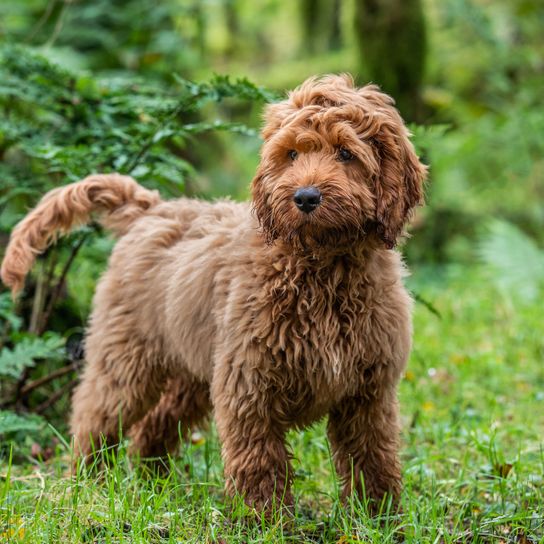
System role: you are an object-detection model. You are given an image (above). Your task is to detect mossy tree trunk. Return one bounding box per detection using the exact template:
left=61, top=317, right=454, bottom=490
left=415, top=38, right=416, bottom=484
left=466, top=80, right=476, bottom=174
left=300, top=0, right=343, bottom=54
left=223, top=0, right=240, bottom=58
left=329, top=0, right=343, bottom=51
left=354, top=0, right=427, bottom=121
left=301, top=0, right=322, bottom=54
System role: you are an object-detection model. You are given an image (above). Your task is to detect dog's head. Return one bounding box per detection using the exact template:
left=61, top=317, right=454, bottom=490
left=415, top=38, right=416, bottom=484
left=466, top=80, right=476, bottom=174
left=251, top=74, right=427, bottom=251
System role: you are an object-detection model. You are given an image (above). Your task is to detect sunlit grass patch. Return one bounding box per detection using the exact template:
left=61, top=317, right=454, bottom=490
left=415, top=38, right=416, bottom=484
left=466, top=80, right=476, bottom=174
left=1, top=269, right=543, bottom=543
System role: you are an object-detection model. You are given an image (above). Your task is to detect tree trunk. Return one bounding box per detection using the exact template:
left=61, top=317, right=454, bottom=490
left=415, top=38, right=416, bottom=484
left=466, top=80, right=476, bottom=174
left=300, top=0, right=321, bottom=54
left=223, top=0, right=240, bottom=58
left=354, top=0, right=427, bottom=121
left=300, top=0, right=344, bottom=54
left=329, top=0, right=343, bottom=51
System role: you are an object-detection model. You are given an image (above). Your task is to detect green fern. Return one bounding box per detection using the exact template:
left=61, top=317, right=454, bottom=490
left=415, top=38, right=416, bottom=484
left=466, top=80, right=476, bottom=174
left=0, top=410, right=46, bottom=435
left=0, top=45, right=273, bottom=226
left=0, top=292, right=22, bottom=333
left=0, top=333, right=65, bottom=379
left=478, top=219, right=544, bottom=302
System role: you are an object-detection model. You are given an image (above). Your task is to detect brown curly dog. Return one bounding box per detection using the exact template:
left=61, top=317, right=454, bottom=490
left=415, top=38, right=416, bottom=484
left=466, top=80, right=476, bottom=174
left=1, top=74, right=426, bottom=512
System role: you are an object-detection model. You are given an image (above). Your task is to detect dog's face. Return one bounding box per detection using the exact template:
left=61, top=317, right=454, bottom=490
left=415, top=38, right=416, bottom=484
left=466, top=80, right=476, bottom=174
left=251, top=75, right=427, bottom=250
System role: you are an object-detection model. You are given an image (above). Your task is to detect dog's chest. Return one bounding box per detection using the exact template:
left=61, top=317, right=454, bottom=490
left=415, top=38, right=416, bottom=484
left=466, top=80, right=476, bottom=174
left=254, top=261, right=374, bottom=398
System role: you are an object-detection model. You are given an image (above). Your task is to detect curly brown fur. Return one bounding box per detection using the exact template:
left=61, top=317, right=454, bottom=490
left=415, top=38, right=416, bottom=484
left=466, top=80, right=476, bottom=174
left=1, top=74, right=427, bottom=513
left=129, top=374, right=211, bottom=459
left=0, top=174, right=160, bottom=295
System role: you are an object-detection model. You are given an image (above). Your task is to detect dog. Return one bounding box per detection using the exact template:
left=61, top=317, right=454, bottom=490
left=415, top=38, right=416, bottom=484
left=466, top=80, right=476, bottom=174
left=1, top=74, right=426, bottom=512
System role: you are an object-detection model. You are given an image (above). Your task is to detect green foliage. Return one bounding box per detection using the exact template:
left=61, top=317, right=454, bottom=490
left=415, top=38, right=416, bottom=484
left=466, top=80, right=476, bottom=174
left=0, top=410, right=51, bottom=451
left=0, top=44, right=272, bottom=434
left=0, top=292, right=22, bottom=333
left=0, top=410, right=46, bottom=435
left=0, top=45, right=272, bottom=227
left=479, top=220, right=544, bottom=302
left=0, top=0, right=200, bottom=77
left=416, top=0, right=544, bottom=263
left=299, top=0, right=342, bottom=55
left=0, top=333, right=65, bottom=379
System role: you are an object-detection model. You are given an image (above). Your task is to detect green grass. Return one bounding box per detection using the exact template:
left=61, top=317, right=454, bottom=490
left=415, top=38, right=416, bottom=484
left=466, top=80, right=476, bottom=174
left=1, top=266, right=543, bottom=543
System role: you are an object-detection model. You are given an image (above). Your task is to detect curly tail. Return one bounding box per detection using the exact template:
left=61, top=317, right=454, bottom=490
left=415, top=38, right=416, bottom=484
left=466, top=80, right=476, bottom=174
left=1, top=173, right=161, bottom=295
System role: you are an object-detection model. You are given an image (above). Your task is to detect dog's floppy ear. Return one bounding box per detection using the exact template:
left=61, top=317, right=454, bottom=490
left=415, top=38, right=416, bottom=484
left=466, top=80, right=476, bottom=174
left=252, top=99, right=295, bottom=241
left=250, top=165, right=274, bottom=244
left=360, top=85, right=427, bottom=248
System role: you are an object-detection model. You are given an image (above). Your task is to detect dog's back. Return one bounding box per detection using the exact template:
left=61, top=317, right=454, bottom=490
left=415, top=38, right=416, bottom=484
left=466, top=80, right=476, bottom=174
left=90, top=196, right=253, bottom=382
left=0, top=174, right=254, bottom=382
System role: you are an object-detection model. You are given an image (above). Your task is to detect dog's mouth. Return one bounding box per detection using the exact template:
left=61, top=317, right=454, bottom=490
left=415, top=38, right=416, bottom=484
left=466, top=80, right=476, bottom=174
left=282, top=212, right=369, bottom=251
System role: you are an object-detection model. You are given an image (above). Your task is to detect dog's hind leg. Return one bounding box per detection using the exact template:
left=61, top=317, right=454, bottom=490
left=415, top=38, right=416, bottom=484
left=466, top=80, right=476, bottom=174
left=129, top=374, right=211, bottom=459
left=69, top=330, right=169, bottom=460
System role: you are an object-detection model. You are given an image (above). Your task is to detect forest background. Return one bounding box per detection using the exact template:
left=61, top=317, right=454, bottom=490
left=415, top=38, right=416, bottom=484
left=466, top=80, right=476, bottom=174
left=0, top=1, right=543, bottom=542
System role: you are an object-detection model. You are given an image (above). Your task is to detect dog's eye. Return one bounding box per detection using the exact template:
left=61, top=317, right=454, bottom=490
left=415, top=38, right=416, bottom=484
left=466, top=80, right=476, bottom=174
left=288, top=149, right=298, bottom=160
left=337, top=147, right=355, bottom=162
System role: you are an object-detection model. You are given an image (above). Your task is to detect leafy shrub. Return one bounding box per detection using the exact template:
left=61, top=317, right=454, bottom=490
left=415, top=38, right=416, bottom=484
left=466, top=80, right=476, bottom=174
left=0, top=45, right=272, bottom=439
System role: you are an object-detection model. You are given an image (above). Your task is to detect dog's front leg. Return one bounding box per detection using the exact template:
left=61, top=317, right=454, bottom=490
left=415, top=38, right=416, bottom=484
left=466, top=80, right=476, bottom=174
left=212, top=372, right=292, bottom=513
left=327, top=385, right=402, bottom=510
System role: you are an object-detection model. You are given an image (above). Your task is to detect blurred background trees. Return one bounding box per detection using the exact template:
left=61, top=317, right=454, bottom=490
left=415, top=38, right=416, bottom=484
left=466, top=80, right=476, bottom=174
left=1, top=0, right=543, bottom=444
left=354, top=0, right=427, bottom=120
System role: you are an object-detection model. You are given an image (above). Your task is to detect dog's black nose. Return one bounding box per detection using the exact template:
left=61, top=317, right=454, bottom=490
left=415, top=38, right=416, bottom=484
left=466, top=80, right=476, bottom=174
left=293, top=186, right=322, bottom=213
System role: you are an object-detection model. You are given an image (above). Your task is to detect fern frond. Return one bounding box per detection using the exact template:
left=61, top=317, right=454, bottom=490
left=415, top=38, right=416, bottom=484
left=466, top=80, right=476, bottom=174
left=478, top=220, right=544, bottom=302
